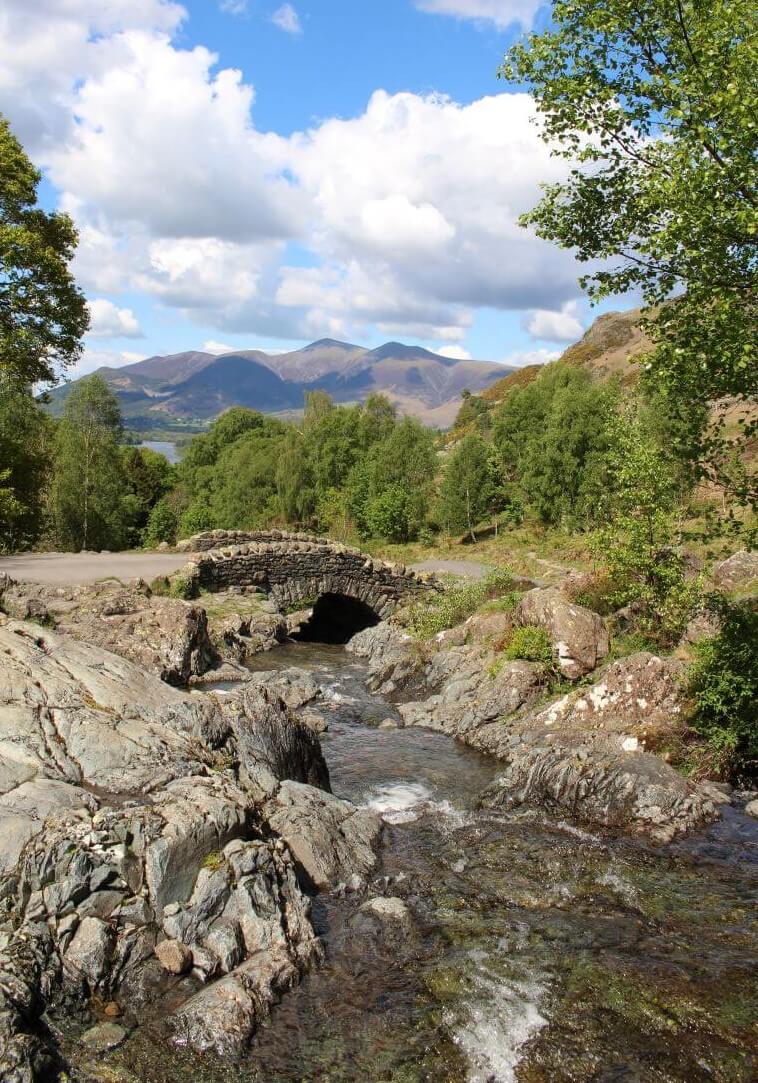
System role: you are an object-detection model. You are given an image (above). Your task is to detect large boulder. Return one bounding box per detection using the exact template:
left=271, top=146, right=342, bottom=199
left=265, top=780, right=382, bottom=891
left=470, top=653, right=716, bottom=841
left=516, top=588, right=609, bottom=679
left=712, top=550, right=758, bottom=591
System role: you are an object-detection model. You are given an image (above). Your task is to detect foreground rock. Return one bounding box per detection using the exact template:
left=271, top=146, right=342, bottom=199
left=711, top=549, right=758, bottom=591
left=0, top=575, right=217, bottom=685
left=0, top=619, right=378, bottom=1079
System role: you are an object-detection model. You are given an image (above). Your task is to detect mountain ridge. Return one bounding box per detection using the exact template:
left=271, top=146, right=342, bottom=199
left=48, top=338, right=514, bottom=429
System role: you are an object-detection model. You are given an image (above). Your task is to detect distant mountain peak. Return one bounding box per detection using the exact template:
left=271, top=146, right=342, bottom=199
left=302, top=338, right=363, bottom=352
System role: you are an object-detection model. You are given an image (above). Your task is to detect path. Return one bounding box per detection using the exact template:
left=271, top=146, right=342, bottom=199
left=0, top=551, right=189, bottom=585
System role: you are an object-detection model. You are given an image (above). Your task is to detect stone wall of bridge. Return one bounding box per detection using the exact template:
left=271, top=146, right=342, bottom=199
left=175, top=530, right=429, bottom=618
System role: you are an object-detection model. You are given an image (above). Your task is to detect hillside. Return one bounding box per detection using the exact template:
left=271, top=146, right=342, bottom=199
left=47, top=339, right=513, bottom=430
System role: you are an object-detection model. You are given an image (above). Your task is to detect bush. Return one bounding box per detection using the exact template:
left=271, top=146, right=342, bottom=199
left=403, top=568, right=515, bottom=638
left=687, top=600, right=758, bottom=780
left=143, top=498, right=178, bottom=547
left=502, top=625, right=554, bottom=666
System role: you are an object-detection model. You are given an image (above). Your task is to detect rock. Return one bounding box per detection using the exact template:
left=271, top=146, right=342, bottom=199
left=0, top=620, right=348, bottom=1080
left=745, top=799, right=758, bottom=819
left=266, top=781, right=382, bottom=891
left=348, top=896, right=415, bottom=948
left=378, top=717, right=400, bottom=729
left=1, top=579, right=219, bottom=685
left=103, top=1001, right=122, bottom=1018
left=155, top=939, right=192, bottom=974
left=170, top=951, right=299, bottom=1056
left=516, top=588, right=609, bottom=679
left=347, top=623, right=427, bottom=695
left=80, top=1021, right=128, bottom=1053
left=712, top=550, right=758, bottom=590
left=64, top=917, right=114, bottom=988
left=482, top=745, right=718, bottom=843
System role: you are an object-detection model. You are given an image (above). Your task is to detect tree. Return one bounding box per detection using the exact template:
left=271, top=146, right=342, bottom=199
left=438, top=434, right=496, bottom=540
left=276, top=428, right=316, bottom=525
left=0, top=115, right=89, bottom=385
left=51, top=376, right=128, bottom=551
left=594, top=407, right=699, bottom=643
left=502, top=1, right=757, bottom=474
left=0, top=375, right=53, bottom=550
left=121, top=446, right=176, bottom=545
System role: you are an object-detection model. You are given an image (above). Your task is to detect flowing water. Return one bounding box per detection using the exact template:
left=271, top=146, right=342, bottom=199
left=97, top=642, right=758, bottom=1083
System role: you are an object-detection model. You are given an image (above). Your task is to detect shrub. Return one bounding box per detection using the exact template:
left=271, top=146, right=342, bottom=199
left=143, top=498, right=178, bottom=547
left=502, top=625, right=554, bottom=666
left=687, top=600, right=758, bottom=780
left=150, top=572, right=198, bottom=600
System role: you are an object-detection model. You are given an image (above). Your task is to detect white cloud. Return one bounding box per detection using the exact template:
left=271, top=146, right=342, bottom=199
left=501, top=346, right=560, bottom=367
left=436, top=345, right=472, bottom=360
left=73, top=347, right=147, bottom=377
left=0, top=3, right=585, bottom=346
left=203, top=340, right=236, bottom=353
left=525, top=299, right=584, bottom=343
left=415, top=0, right=543, bottom=29
left=271, top=4, right=302, bottom=33
left=87, top=298, right=143, bottom=338
left=219, top=0, right=248, bottom=14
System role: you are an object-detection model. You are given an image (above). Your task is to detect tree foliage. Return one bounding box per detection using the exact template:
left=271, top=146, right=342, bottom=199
left=51, top=376, right=128, bottom=551
left=502, top=0, right=757, bottom=464
left=0, top=115, right=89, bottom=385
left=0, top=376, right=53, bottom=550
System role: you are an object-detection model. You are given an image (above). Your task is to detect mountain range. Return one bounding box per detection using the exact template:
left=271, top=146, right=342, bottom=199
left=47, top=339, right=515, bottom=430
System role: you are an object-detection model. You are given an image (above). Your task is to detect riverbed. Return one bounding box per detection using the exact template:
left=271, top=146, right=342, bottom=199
left=88, top=641, right=758, bottom=1082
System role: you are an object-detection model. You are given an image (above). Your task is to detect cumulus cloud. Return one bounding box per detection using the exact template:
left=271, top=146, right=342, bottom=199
left=271, top=4, right=302, bottom=33
left=524, top=300, right=584, bottom=343
left=415, top=0, right=543, bottom=29
left=0, top=1, right=584, bottom=346
left=87, top=298, right=143, bottom=338
left=436, top=345, right=472, bottom=360
left=73, top=347, right=148, bottom=378
left=501, top=346, right=560, bottom=367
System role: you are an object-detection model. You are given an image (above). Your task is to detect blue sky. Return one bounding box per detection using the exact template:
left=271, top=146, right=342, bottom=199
left=1, top=1, right=619, bottom=376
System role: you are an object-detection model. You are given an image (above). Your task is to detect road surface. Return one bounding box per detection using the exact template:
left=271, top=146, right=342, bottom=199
left=0, top=551, right=494, bottom=587
left=0, top=552, right=189, bottom=585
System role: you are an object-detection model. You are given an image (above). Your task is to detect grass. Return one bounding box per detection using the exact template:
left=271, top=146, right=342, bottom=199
left=400, top=569, right=517, bottom=639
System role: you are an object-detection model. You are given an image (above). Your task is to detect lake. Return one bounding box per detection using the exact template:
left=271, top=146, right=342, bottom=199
left=138, top=440, right=181, bottom=464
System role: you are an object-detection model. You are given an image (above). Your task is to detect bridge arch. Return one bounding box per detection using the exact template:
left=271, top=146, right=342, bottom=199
left=174, top=531, right=428, bottom=627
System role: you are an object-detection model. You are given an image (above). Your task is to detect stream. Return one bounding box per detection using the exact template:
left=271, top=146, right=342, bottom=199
left=110, top=641, right=757, bottom=1083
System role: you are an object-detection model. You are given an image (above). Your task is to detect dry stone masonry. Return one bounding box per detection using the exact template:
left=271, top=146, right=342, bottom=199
left=174, top=530, right=430, bottom=618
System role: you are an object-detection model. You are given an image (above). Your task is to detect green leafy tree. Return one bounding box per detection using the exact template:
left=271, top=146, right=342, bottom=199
left=595, top=407, right=699, bottom=643
left=276, top=428, right=316, bottom=525
left=51, top=375, right=128, bottom=550
left=453, top=389, right=491, bottom=433
left=121, top=446, right=175, bottom=545
left=364, top=485, right=415, bottom=543
left=438, top=433, right=496, bottom=540
left=0, top=376, right=53, bottom=549
left=357, top=393, right=397, bottom=449
left=1, top=115, right=89, bottom=385
left=502, top=1, right=757, bottom=484
left=143, top=497, right=179, bottom=547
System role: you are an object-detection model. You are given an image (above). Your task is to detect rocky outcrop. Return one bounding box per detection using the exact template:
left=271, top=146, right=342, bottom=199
left=266, top=781, right=382, bottom=891
left=516, top=587, right=609, bottom=679
left=349, top=619, right=717, bottom=842
left=0, top=619, right=378, bottom=1080
left=712, top=550, right=758, bottom=591
left=0, top=576, right=217, bottom=685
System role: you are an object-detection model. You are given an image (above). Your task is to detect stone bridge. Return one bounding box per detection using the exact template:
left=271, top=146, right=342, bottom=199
left=174, top=530, right=429, bottom=623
